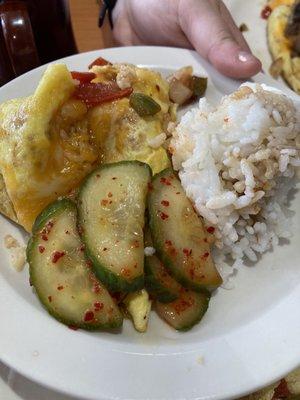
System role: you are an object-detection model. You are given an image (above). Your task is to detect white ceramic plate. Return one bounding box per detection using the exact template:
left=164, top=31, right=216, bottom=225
left=0, top=46, right=299, bottom=400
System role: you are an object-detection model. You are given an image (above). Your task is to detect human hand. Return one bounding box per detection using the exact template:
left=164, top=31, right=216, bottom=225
left=112, top=0, right=261, bottom=79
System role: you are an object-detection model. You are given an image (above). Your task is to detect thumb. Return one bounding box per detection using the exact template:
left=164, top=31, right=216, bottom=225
left=178, top=0, right=262, bottom=79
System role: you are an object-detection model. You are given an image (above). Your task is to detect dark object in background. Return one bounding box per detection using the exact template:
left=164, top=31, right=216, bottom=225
left=285, top=0, right=300, bottom=56
left=0, top=0, right=77, bottom=86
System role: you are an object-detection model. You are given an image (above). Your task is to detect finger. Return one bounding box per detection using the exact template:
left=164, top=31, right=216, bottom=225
left=178, top=0, right=262, bottom=79
left=218, top=2, right=250, bottom=50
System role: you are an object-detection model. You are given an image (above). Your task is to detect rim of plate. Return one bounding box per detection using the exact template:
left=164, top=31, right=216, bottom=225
left=0, top=46, right=299, bottom=400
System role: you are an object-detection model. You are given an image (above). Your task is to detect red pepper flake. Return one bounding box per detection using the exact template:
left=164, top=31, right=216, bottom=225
left=101, top=199, right=108, bottom=206
left=71, top=71, right=96, bottom=83
left=103, top=247, right=108, bottom=251
left=206, top=226, right=215, bottom=234
left=88, top=56, right=111, bottom=69
left=176, top=191, right=180, bottom=195
left=261, top=5, right=272, bottom=19
left=148, top=182, right=153, bottom=191
left=68, top=325, right=78, bottom=331
left=112, top=177, right=117, bottom=180
left=159, top=211, right=169, bottom=220
left=51, top=251, right=65, bottom=264
left=38, top=245, right=45, bottom=254
left=183, top=248, right=192, bottom=256
left=189, top=268, right=195, bottom=279
left=41, top=221, right=54, bottom=240
left=131, top=240, right=140, bottom=248
left=109, top=200, right=113, bottom=204
left=48, top=295, right=52, bottom=302
left=92, top=283, right=101, bottom=293
left=83, top=310, right=94, bottom=322
left=86, top=260, right=93, bottom=268
left=161, top=200, right=170, bottom=207
left=174, top=297, right=195, bottom=314
left=108, top=192, right=113, bottom=197
left=201, top=252, right=209, bottom=259
left=46, top=221, right=54, bottom=230
left=80, top=244, right=85, bottom=252
left=160, top=177, right=171, bottom=186
left=120, top=268, right=131, bottom=277
left=57, top=285, right=64, bottom=291
left=165, top=240, right=172, bottom=246
left=94, top=301, right=104, bottom=311
left=272, top=379, right=290, bottom=399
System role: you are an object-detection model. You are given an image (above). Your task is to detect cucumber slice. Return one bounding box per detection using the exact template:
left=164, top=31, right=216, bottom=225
left=78, top=161, right=151, bottom=293
left=155, top=289, right=210, bottom=331
left=148, top=169, right=222, bottom=292
left=27, top=199, right=123, bottom=330
left=144, top=227, right=180, bottom=303
left=145, top=255, right=181, bottom=303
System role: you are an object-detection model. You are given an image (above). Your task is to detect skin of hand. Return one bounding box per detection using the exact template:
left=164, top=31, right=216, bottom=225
left=112, top=0, right=262, bottom=79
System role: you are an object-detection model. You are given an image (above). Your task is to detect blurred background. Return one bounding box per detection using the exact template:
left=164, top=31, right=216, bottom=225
left=69, top=0, right=114, bottom=52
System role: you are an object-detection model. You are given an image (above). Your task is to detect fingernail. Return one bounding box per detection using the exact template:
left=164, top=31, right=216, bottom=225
left=238, top=51, right=256, bottom=63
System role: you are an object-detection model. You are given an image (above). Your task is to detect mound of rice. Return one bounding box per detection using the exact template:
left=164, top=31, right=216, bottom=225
left=171, top=83, right=300, bottom=280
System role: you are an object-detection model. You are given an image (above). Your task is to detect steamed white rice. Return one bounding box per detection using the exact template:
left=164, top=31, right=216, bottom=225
left=171, top=83, right=300, bottom=282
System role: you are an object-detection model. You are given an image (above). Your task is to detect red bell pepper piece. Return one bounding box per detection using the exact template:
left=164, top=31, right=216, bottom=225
left=71, top=71, right=96, bottom=83
left=88, top=57, right=111, bottom=69
left=74, top=82, right=132, bottom=107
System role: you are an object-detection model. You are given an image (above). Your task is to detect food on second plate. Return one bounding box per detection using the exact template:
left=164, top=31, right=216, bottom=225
left=244, top=369, right=300, bottom=400
left=27, top=199, right=123, bottom=330
left=78, top=161, right=151, bottom=293
left=171, top=83, right=300, bottom=281
left=148, top=168, right=222, bottom=291
left=155, top=289, right=210, bottom=332
left=266, top=0, right=300, bottom=92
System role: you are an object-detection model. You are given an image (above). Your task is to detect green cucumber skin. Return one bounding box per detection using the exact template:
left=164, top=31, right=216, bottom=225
left=27, top=199, right=123, bottom=331
left=31, top=198, right=73, bottom=234
left=175, top=294, right=210, bottom=332
left=156, top=292, right=210, bottom=332
left=78, top=160, right=151, bottom=293
left=79, top=160, right=152, bottom=189
left=144, top=257, right=178, bottom=303
left=148, top=168, right=218, bottom=294
left=84, top=245, right=144, bottom=293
